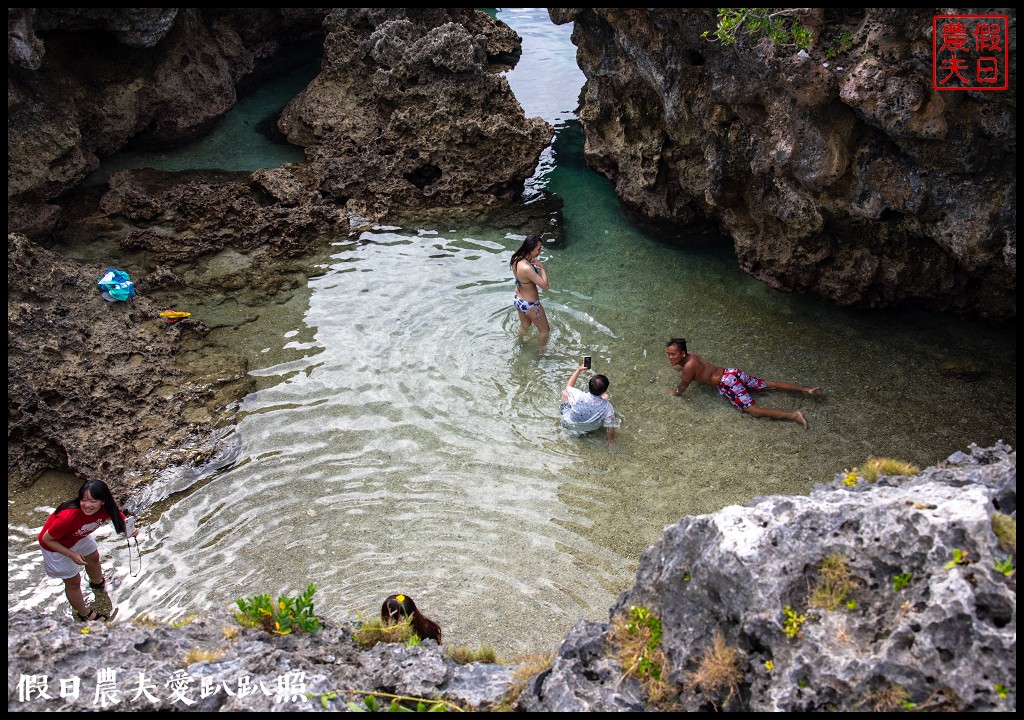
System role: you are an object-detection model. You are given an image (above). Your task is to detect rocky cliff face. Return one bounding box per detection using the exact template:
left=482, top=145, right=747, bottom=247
left=7, top=8, right=330, bottom=238
left=275, top=8, right=553, bottom=219
left=7, top=8, right=552, bottom=237
left=550, top=8, right=1016, bottom=319
left=520, top=441, right=1016, bottom=712
left=8, top=443, right=1015, bottom=711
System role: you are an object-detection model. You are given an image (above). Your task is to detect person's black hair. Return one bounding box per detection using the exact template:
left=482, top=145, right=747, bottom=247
left=56, top=480, right=126, bottom=534
left=381, top=594, right=443, bottom=644
left=589, top=374, right=610, bottom=396
left=667, top=337, right=687, bottom=353
left=509, top=235, right=543, bottom=271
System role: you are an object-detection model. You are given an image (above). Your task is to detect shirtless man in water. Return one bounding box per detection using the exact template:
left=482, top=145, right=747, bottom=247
left=666, top=338, right=821, bottom=428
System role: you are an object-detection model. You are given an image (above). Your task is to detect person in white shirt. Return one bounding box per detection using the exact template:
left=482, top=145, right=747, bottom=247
left=560, top=364, right=619, bottom=443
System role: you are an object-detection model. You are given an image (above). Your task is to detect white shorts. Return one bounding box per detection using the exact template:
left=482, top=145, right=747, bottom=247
left=41, top=535, right=99, bottom=579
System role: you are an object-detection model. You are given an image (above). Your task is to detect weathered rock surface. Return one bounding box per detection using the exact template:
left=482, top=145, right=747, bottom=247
left=551, top=8, right=1016, bottom=319
left=7, top=7, right=330, bottom=237
left=275, top=8, right=553, bottom=219
left=8, top=444, right=1015, bottom=712
left=8, top=8, right=552, bottom=237
left=520, top=441, right=1017, bottom=712
left=6, top=233, right=232, bottom=495
left=6, top=608, right=515, bottom=712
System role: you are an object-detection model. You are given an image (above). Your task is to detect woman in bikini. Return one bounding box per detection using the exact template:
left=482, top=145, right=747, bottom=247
left=510, top=235, right=549, bottom=342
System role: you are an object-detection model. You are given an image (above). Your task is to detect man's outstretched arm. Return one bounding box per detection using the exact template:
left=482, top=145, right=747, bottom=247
left=563, top=365, right=586, bottom=400
left=673, top=368, right=693, bottom=396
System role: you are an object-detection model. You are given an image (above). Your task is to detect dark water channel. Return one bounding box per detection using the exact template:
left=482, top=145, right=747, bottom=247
left=7, top=10, right=1015, bottom=658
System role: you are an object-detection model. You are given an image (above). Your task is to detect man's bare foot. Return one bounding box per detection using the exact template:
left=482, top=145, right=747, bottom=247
left=793, top=411, right=808, bottom=429
left=806, top=388, right=822, bottom=396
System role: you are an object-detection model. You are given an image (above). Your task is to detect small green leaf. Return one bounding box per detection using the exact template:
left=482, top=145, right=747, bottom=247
left=994, top=557, right=1014, bottom=576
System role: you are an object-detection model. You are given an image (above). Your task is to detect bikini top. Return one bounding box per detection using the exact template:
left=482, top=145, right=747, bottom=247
left=514, top=263, right=541, bottom=287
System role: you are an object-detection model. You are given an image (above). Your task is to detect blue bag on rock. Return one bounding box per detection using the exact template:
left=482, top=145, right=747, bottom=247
left=98, top=268, right=136, bottom=302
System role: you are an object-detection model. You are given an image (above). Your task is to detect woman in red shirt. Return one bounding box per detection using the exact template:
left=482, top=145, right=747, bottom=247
left=38, top=480, right=133, bottom=622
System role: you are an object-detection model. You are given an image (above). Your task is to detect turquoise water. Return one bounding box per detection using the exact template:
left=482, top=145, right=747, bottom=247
left=81, top=55, right=314, bottom=187
left=8, top=10, right=1015, bottom=658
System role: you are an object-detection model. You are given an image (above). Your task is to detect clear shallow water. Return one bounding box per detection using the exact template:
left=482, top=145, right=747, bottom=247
left=8, top=10, right=1016, bottom=658
left=80, top=55, right=315, bottom=187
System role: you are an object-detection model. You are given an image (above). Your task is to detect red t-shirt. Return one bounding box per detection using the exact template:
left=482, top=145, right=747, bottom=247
left=38, top=506, right=115, bottom=550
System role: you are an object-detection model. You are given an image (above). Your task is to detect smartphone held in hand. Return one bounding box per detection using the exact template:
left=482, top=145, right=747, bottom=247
left=583, top=356, right=592, bottom=369
left=124, top=516, right=135, bottom=537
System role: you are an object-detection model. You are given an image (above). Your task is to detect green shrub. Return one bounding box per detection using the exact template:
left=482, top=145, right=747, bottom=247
left=702, top=9, right=814, bottom=50
left=235, top=583, right=319, bottom=635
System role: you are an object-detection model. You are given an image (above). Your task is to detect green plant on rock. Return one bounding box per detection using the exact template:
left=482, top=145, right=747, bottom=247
left=446, top=645, right=498, bottom=665
left=994, top=556, right=1015, bottom=577
left=991, top=512, right=1016, bottom=554
left=701, top=8, right=814, bottom=50
left=990, top=512, right=1016, bottom=577
left=808, top=553, right=857, bottom=611
left=353, top=616, right=416, bottom=649
left=235, top=583, right=319, bottom=635
left=608, top=605, right=674, bottom=707
left=944, top=548, right=972, bottom=570
left=781, top=605, right=806, bottom=639
left=891, top=572, right=912, bottom=592
left=825, top=28, right=854, bottom=59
